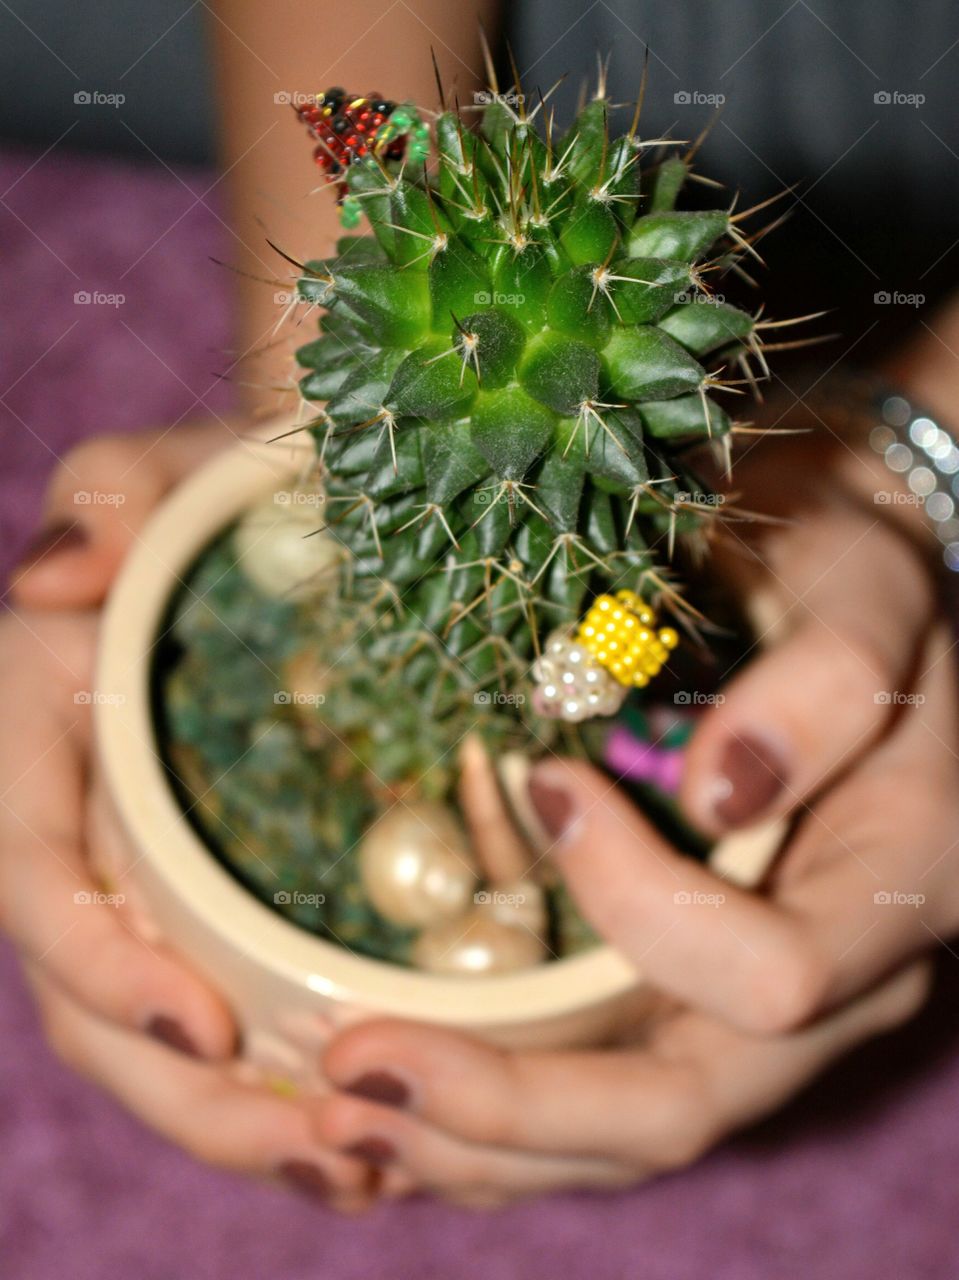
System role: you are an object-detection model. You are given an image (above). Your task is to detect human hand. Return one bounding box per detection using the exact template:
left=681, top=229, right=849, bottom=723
left=313, top=429, right=954, bottom=1204
left=3, top=427, right=374, bottom=1207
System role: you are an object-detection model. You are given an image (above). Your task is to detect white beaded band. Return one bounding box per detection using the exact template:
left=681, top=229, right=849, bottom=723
left=868, top=388, right=959, bottom=572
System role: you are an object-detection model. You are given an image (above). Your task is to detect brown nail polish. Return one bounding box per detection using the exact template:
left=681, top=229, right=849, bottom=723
left=344, top=1070, right=410, bottom=1108
left=15, top=521, right=88, bottom=574
left=713, top=734, right=789, bottom=828
left=528, top=772, right=574, bottom=841
left=345, top=1136, right=396, bottom=1165
left=278, top=1160, right=331, bottom=1200
left=145, top=1014, right=201, bottom=1059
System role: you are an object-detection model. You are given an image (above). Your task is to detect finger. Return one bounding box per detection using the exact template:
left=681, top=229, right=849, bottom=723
left=526, top=755, right=814, bottom=1032
left=10, top=421, right=238, bottom=608
left=27, top=967, right=374, bottom=1209
left=681, top=503, right=934, bottom=835
left=0, top=614, right=236, bottom=1057
left=313, top=1088, right=634, bottom=1204
left=321, top=960, right=929, bottom=1173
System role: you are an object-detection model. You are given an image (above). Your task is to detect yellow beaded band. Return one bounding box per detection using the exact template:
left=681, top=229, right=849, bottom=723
left=575, top=591, right=679, bottom=688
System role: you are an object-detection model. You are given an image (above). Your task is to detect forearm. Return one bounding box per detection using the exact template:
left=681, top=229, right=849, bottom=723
left=207, top=0, right=495, bottom=414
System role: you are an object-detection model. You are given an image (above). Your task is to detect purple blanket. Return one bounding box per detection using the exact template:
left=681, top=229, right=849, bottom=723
left=1, top=145, right=957, bottom=1280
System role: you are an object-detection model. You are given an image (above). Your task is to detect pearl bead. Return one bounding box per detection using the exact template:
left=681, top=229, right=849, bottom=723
left=234, top=492, right=339, bottom=601
left=412, top=900, right=547, bottom=975
left=358, top=803, right=478, bottom=928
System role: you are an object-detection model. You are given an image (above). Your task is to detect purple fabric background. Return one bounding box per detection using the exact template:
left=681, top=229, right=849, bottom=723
left=1, top=145, right=958, bottom=1280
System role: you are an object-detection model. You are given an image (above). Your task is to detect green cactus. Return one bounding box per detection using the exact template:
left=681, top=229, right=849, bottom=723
left=289, top=78, right=778, bottom=793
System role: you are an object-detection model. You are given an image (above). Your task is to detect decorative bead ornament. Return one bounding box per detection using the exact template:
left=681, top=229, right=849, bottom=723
left=293, top=88, right=429, bottom=226
left=576, top=590, right=679, bottom=688
left=531, top=630, right=628, bottom=723
left=357, top=803, right=478, bottom=928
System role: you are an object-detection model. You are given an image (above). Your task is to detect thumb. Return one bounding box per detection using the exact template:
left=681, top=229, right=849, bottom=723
left=526, top=757, right=806, bottom=1033
left=10, top=420, right=238, bottom=609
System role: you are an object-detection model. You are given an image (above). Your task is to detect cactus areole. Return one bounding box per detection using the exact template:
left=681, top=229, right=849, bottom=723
left=289, top=79, right=773, bottom=780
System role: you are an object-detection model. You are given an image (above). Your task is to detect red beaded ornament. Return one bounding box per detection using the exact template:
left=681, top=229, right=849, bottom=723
left=294, top=87, right=406, bottom=201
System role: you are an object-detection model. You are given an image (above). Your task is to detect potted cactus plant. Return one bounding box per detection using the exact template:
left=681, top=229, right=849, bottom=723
left=95, top=65, right=788, bottom=1082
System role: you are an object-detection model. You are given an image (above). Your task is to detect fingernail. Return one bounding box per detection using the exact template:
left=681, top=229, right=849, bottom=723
left=278, top=1160, right=331, bottom=1201
left=145, top=1014, right=201, bottom=1059
left=344, top=1071, right=410, bottom=1108
left=345, top=1136, right=396, bottom=1165
left=528, top=769, right=575, bottom=843
left=15, top=521, right=88, bottom=575
left=712, top=734, right=789, bottom=828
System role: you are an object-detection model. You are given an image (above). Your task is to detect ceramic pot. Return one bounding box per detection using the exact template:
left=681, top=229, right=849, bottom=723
left=95, top=420, right=782, bottom=1087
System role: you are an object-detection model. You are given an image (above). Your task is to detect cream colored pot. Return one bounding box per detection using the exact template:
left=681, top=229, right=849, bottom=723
left=95, top=421, right=781, bottom=1087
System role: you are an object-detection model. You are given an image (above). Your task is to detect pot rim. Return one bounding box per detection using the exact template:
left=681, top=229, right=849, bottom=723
left=95, top=419, right=645, bottom=1028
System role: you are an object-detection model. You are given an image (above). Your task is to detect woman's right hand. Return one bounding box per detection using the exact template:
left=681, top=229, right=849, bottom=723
left=2, top=425, right=374, bottom=1208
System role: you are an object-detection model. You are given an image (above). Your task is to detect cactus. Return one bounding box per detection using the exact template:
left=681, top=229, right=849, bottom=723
left=286, top=74, right=783, bottom=795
